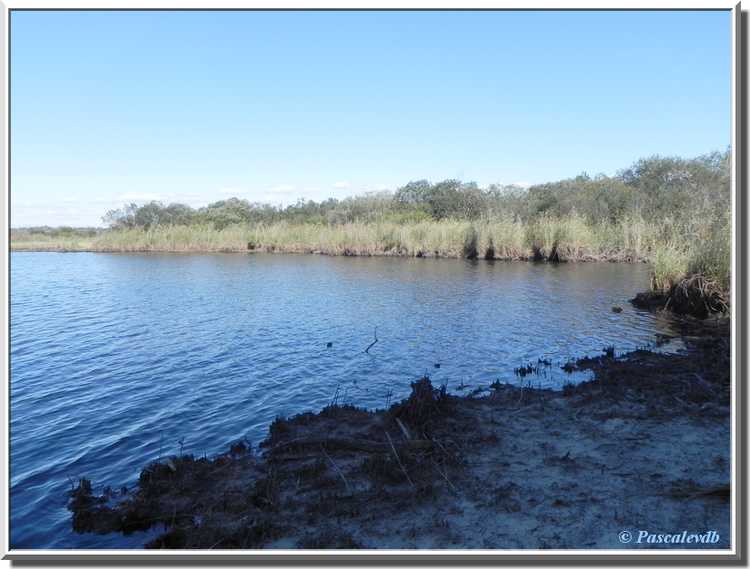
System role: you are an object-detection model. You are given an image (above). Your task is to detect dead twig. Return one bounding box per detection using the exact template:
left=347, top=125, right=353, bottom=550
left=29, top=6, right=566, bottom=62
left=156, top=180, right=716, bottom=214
left=385, top=431, right=415, bottom=489
left=209, top=537, right=226, bottom=550
left=320, top=445, right=351, bottom=493
left=431, top=437, right=450, bottom=458
left=431, top=458, right=458, bottom=493
left=395, top=418, right=412, bottom=441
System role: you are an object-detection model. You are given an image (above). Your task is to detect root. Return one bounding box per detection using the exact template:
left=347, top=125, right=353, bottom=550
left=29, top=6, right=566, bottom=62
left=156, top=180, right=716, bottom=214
left=666, top=274, right=729, bottom=318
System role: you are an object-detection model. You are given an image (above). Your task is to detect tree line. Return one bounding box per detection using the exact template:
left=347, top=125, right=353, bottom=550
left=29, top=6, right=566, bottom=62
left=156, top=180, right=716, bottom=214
left=102, top=150, right=730, bottom=231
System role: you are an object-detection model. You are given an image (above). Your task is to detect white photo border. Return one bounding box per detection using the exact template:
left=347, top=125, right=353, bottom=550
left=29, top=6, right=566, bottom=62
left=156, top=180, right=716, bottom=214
left=0, top=1, right=743, bottom=563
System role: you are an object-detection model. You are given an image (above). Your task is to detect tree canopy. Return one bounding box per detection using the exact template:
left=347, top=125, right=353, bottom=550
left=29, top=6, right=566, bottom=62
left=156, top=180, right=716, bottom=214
left=102, top=150, right=730, bottom=231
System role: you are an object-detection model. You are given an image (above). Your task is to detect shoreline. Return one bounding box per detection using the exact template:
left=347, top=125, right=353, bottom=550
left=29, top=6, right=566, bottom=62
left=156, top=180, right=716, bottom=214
left=16, top=246, right=727, bottom=320
left=68, top=319, right=730, bottom=550
left=10, top=245, right=649, bottom=264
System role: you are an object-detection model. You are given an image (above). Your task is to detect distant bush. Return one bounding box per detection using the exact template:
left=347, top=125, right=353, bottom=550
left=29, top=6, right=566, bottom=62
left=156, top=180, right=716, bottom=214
left=98, top=151, right=729, bottom=236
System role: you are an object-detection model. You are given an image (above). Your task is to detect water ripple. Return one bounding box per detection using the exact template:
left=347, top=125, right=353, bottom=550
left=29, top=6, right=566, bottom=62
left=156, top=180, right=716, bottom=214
left=10, top=252, right=678, bottom=548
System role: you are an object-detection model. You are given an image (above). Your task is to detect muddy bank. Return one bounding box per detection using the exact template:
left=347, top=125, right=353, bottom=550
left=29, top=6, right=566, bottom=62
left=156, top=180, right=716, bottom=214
left=68, top=323, right=731, bottom=550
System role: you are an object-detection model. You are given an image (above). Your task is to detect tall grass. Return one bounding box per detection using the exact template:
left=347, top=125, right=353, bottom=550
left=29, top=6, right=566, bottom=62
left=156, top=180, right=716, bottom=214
left=651, top=245, right=690, bottom=292
left=11, top=215, right=730, bottom=294
left=9, top=233, right=97, bottom=251
left=648, top=216, right=731, bottom=294
left=2, top=216, right=685, bottom=260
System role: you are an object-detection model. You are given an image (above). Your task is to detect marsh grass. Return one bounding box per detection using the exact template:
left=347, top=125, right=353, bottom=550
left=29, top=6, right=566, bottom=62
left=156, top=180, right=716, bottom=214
left=10, top=234, right=98, bottom=251
left=12, top=218, right=624, bottom=258
left=688, top=223, right=731, bottom=291
left=11, top=215, right=730, bottom=297
left=651, top=244, right=690, bottom=292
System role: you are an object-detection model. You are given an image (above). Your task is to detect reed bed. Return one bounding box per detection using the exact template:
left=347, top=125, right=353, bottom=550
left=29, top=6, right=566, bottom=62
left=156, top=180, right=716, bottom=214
left=7, top=216, right=710, bottom=261
left=10, top=234, right=97, bottom=251
left=12, top=216, right=731, bottom=302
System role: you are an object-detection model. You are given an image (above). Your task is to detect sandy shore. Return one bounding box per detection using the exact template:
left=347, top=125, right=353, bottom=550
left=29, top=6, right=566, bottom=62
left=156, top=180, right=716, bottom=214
left=68, top=319, right=731, bottom=550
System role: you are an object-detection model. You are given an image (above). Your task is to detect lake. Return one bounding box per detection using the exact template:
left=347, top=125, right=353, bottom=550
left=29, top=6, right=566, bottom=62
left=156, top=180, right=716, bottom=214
left=10, top=252, right=679, bottom=548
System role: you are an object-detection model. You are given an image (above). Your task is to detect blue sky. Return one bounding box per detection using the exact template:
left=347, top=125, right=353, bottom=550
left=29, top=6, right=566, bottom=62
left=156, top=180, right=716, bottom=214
left=11, top=10, right=731, bottom=227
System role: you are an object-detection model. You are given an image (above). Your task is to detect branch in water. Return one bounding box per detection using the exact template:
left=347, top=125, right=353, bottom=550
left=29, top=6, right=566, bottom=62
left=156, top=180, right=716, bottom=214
left=364, top=327, right=379, bottom=354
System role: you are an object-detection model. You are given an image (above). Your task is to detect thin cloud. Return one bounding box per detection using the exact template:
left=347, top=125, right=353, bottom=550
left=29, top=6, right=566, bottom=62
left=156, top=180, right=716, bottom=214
left=268, top=184, right=295, bottom=195
left=217, top=188, right=249, bottom=196
left=333, top=181, right=350, bottom=189
left=116, top=192, right=163, bottom=202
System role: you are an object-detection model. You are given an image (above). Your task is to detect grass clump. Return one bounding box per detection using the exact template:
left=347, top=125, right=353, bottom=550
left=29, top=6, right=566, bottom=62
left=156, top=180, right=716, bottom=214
left=651, top=244, right=690, bottom=292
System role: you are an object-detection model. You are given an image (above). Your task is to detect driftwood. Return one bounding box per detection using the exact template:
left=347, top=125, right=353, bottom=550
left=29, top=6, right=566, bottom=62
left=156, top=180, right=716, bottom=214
left=266, top=436, right=433, bottom=456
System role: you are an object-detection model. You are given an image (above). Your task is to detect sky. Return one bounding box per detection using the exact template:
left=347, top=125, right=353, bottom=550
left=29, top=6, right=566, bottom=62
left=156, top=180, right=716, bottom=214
left=10, top=10, right=732, bottom=227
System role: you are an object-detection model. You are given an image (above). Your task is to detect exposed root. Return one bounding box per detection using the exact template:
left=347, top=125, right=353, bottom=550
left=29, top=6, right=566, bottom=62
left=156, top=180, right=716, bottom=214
left=632, top=273, right=729, bottom=319
left=387, top=377, right=452, bottom=434
left=666, top=274, right=729, bottom=318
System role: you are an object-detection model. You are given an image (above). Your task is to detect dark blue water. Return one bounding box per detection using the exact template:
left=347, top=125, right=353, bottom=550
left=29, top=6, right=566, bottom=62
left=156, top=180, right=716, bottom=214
left=10, top=252, right=679, bottom=549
